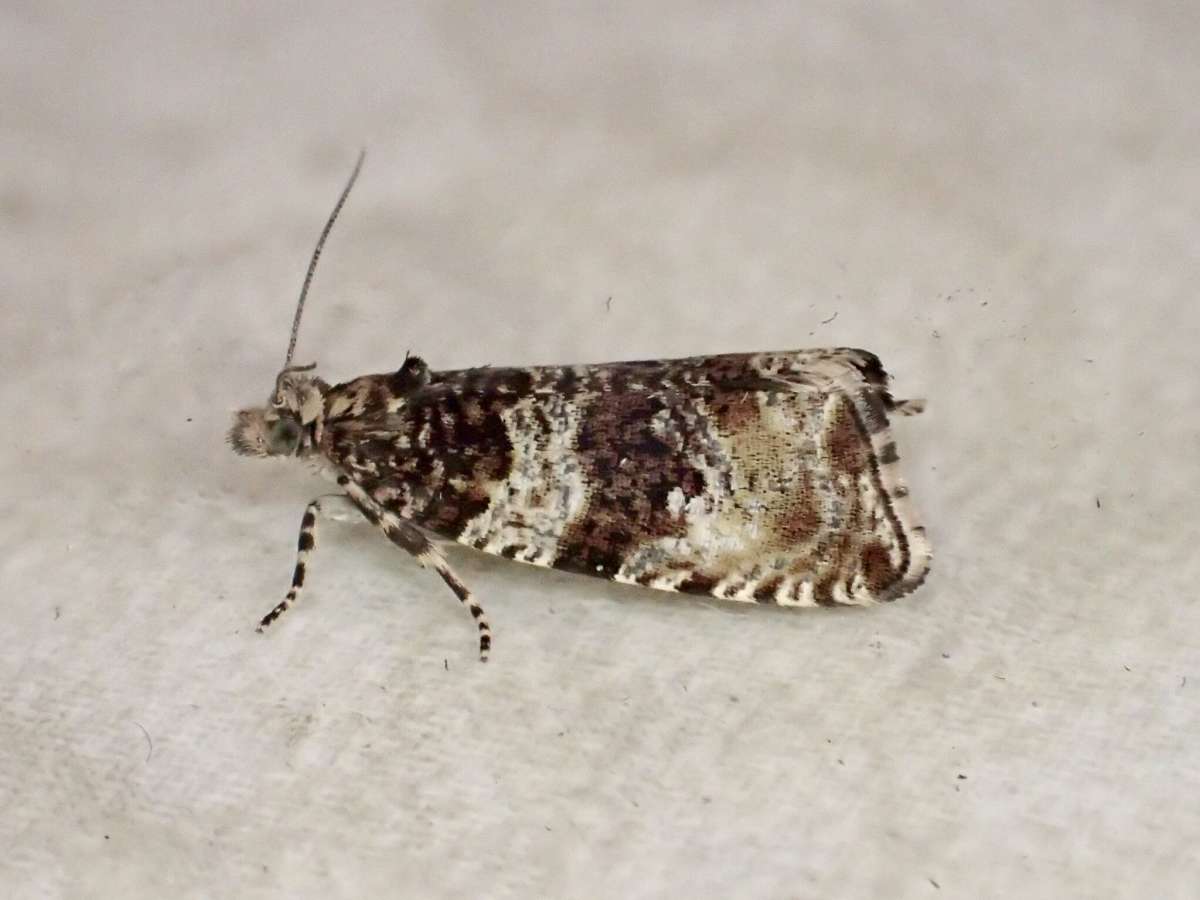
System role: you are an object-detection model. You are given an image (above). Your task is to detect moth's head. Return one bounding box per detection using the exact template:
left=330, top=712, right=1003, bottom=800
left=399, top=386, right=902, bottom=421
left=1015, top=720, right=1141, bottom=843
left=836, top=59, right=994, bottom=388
left=228, top=365, right=327, bottom=458
left=229, top=151, right=363, bottom=460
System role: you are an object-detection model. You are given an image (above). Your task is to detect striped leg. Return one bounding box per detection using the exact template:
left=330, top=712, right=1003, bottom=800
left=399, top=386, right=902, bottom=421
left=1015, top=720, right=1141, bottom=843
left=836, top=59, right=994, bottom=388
left=257, top=497, right=327, bottom=631
left=433, top=556, right=491, bottom=663
left=339, top=481, right=491, bottom=662
left=383, top=518, right=492, bottom=663
left=891, top=397, right=926, bottom=416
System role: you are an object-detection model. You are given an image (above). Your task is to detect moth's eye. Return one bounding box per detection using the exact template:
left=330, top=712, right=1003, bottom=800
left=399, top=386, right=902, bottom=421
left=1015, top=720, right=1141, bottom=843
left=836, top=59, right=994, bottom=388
left=266, top=417, right=303, bottom=454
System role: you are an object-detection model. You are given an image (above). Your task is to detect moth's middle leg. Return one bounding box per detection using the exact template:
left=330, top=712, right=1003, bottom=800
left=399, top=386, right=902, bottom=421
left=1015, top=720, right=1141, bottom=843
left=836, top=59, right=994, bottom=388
left=378, top=516, right=492, bottom=663
left=338, top=495, right=490, bottom=662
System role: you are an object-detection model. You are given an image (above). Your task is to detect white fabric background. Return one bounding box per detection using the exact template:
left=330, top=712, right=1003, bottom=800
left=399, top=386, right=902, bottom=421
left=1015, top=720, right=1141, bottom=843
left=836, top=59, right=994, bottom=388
left=3, top=3, right=1197, bottom=897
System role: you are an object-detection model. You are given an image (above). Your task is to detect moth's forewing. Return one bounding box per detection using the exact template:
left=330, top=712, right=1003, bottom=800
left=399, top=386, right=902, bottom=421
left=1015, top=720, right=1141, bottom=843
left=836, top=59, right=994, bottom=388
left=324, top=349, right=930, bottom=607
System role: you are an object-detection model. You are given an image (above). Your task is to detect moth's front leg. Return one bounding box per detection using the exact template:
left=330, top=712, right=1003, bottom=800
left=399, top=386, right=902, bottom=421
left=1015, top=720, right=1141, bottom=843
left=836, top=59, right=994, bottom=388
left=256, top=494, right=356, bottom=632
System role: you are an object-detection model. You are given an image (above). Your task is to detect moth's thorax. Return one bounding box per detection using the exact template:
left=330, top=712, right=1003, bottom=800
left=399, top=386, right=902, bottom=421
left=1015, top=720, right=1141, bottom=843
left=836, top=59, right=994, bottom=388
left=323, top=356, right=431, bottom=424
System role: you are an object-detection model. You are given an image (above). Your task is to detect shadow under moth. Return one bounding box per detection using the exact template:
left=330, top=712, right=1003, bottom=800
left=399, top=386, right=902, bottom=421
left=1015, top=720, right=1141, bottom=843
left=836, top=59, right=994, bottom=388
left=229, top=153, right=931, bottom=662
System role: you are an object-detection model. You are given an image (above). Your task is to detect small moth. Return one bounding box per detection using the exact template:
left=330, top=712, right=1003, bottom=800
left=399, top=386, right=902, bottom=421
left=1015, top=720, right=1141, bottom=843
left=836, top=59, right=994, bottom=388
left=229, top=153, right=931, bottom=662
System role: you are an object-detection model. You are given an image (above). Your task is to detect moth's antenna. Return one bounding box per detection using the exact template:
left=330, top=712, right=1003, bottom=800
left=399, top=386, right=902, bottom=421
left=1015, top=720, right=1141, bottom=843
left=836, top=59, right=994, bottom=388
left=283, top=149, right=366, bottom=368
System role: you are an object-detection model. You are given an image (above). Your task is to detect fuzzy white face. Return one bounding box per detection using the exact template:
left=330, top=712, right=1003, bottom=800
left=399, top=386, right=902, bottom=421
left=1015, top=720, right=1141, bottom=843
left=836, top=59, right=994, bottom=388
left=228, top=368, right=326, bottom=458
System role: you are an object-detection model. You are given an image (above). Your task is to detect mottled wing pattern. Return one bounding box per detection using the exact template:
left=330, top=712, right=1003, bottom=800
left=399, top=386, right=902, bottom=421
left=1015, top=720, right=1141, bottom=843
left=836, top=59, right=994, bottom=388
left=322, top=349, right=930, bottom=607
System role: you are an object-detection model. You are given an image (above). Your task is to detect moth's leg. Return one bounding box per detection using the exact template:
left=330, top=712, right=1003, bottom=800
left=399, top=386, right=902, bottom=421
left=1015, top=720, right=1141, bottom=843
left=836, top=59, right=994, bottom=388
left=424, top=548, right=491, bottom=663
left=256, top=495, right=355, bottom=632
left=890, top=398, right=926, bottom=416
left=382, top=518, right=492, bottom=663
left=339, top=480, right=491, bottom=662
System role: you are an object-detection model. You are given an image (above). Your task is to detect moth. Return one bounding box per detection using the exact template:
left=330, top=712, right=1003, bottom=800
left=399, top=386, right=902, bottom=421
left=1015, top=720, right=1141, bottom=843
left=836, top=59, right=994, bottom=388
left=229, top=153, right=931, bottom=662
